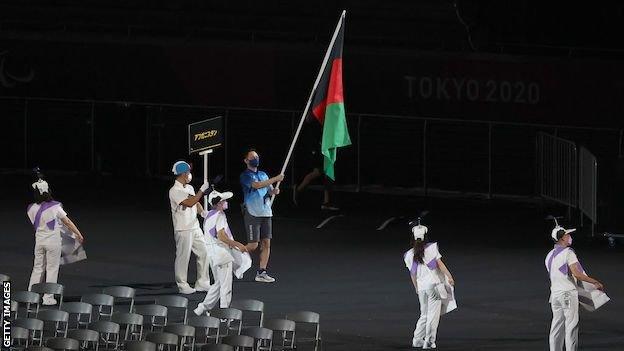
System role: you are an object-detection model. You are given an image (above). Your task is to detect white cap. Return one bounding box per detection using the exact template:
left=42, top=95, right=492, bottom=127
left=32, top=180, right=49, bottom=194
left=551, top=226, right=576, bottom=241
left=412, top=225, right=428, bottom=240
left=208, top=190, right=233, bottom=206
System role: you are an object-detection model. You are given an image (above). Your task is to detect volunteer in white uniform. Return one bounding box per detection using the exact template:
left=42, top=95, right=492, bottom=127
left=194, top=189, right=248, bottom=315
left=405, top=225, right=455, bottom=350
left=168, top=161, right=211, bottom=294
left=27, top=180, right=84, bottom=305
left=546, top=226, right=604, bottom=351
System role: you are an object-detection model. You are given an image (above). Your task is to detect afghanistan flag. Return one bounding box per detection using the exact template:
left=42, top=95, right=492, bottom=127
left=309, top=14, right=351, bottom=180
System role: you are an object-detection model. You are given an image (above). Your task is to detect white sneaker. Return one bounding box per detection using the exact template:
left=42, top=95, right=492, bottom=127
left=255, top=271, right=276, bottom=283
left=42, top=297, right=57, bottom=306
left=193, top=304, right=207, bottom=316
left=179, top=286, right=196, bottom=294
left=412, top=338, right=424, bottom=347
left=195, top=284, right=210, bottom=292
left=423, top=342, right=436, bottom=349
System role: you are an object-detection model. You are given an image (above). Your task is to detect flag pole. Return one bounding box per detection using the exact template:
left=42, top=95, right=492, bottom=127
left=270, top=10, right=346, bottom=206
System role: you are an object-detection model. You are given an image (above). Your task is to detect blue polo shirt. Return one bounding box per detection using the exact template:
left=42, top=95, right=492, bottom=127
left=240, top=169, right=273, bottom=217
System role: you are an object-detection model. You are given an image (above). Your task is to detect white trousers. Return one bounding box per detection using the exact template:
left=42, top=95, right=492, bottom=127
left=199, top=262, right=233, bottom=310
left=174, top=228, right=210, bottom=289
left=413, top=288, right=442, bottom=346
left=549, top=290, right=579, bottom=351
left=28, top=239, right=61, bottom=299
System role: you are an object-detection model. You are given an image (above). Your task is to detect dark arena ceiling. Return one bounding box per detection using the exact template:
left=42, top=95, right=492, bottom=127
left=2, top=0, right=624, bottom=59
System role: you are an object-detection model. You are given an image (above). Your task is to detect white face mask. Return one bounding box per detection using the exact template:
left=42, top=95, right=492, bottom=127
left=567, top=236, right=573, bottom=246
left=186, top=173, right=193, bottom=183
left=221, top=201, right=229, bottom=210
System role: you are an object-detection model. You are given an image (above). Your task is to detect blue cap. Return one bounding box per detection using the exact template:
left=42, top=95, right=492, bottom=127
left=172, top=161, right=191, bottom=175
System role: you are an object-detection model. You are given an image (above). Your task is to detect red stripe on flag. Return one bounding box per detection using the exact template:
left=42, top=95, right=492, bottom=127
left=326, top=58, right=343, bottom=105
left=312, top=100, right=327, bottom=124
left=311, top=58, right=343, bottom=125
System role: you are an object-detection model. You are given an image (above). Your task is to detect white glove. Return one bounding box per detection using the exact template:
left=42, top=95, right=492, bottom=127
left=200, top=182, right=210, bottom=193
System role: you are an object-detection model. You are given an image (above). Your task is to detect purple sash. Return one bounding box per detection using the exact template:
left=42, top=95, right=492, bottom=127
left=205, top=210, right=233, bottom=240
left=547, top=245, right=570, bottom=276
left=31, top=201, right=61, bottom=231
left=409, top=243, right=438, bottom=273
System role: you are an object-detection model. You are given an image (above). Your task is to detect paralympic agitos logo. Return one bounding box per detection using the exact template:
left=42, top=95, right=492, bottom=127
left=194, top=129, right=218, bottom=141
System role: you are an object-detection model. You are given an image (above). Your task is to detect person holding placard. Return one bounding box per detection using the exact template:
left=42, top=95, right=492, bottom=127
left=168, top=160, right=211, bottom=294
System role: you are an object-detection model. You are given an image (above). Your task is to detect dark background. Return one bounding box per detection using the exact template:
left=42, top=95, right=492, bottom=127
left=1, top=2, right=624, bottom=349
left=3, top=1, right=624, bottom=232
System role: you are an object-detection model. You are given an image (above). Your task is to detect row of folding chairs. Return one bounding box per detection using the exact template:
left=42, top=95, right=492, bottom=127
left=14, top=338, right=278, bottom=351
left=4, top=278, right=320, bottom=350
left=13, top=310, right=319, bottom=350
left=13, top=323, right=295, bottom=351
left=18, top=343, right=240, bottom=351
left=12, top=283, right=265, bottom=330
left=13, top=295, right=265, bottom=335
left=12, top=284, right=137, bottom=319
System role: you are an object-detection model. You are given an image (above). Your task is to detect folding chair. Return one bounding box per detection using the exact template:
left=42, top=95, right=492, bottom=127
left=61, top=302, right=93, bottom=329
left=89, top=320, right=120, bottom=350
left=14, top=318, right=44, bottom=346
left=112, top=312, right=144, bottom=341
left=13, top=291, right=41, bottom=317
left=187, top=315, right=220, bottom=344
left=145, top=332, right=178, bottom=351
left=135, top=305, right=168, bottom=332
left=164, top=324, right=195, bottom=351
left=286, top=311, right=320, bottom=348
left=12, top=326, right=30, bottom=348
left=102, top=286, right=136, bottom=312
left=264, top=319, right=295, bottom=350
left=125, top=340, right=157, bottom=351
left=155, top=296, right=188, bottom=324
left=221, top=335, right=254, bottom=351
left=67, top=329, right=99, bottom=351
left=81, top=294, right=114, bottom=321
left=45, top=337, right=79, bottom=351
left=241, top=327, right=273, bottom=351
left=200, top=345, right=234, bottom=351
left=38, top=310, right=69, bottom=338
left=230, top=300, right=265, bottom=327
left=25, top=347, right=54, bottom=351
left=209, top=308, right=242, bottom=337
left=31, top=284, right=64, bottom=308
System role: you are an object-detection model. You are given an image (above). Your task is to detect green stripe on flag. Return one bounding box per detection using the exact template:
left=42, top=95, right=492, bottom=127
left=321, top=102, right=351, bottom=180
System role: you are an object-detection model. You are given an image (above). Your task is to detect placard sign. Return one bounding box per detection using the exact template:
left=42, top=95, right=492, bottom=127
left=188, top=116, right=223, bottom=155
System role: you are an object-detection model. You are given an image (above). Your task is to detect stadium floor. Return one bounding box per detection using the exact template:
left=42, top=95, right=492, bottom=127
left=2, top=176, right=623, bottom=350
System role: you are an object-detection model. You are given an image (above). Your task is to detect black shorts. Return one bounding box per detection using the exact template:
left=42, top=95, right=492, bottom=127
left=243, top=207, right=272, bottom=243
